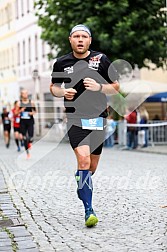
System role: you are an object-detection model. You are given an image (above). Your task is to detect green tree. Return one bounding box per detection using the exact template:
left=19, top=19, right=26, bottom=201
left=35, top=0, right=167, bottom=69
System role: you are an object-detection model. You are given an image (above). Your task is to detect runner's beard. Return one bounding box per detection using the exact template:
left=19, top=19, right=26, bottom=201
left=73, top=46, right=89, bottom=55
left=74, top=49, right=87, bottom=54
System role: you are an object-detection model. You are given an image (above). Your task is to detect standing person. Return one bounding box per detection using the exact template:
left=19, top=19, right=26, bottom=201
left=104, top=107, right=116, bottom=147
left=139, top=106, right=149, bottom=148
left=10, top=101, right=22, bottom=152
left=1, top=107, right=11, bottom=148
left=125, top=109, right=137, bottom=149
left=20, top=89, right=36, bottom=159
left=50, top=24, right=120, bottom=227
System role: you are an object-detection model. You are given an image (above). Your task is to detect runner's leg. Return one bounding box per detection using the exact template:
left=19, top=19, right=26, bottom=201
left=20, top=122, right=29, bottom=154
left=14, top=129, right=20, bottom=151
left=27, top=121, right=34, bottom=149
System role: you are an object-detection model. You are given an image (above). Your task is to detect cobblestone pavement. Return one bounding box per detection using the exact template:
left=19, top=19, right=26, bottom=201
left=0, top=152, right=39, bottom=251
left=0, top=138, right=167, bottom=252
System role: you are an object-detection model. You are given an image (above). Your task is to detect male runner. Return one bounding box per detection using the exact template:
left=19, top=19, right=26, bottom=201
left=20, top=89, right=36, bottom=158
left=50, top=24, right=120, bottom=227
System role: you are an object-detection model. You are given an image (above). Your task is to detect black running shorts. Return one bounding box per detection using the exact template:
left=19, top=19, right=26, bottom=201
left=3, top=125, right=11, bottom=132
left=67, top=124, right=105, bottom=155
left=14, top=127, right=20, bottom=132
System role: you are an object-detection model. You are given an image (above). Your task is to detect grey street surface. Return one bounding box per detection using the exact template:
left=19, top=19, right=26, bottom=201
left=0, top=137, right=167, bottom=252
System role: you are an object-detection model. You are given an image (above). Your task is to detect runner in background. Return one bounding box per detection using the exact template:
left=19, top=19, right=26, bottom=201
left=20, top=89, right=36, bottom=159
left=1, top=107, right=11, bottom=148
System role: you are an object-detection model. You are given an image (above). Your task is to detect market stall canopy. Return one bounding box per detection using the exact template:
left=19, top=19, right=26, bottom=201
left=146, top=92, right=167, bottom=102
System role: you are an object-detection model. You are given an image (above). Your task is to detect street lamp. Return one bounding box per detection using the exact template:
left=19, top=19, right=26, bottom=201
left=32, top=69, right=41, bottom=136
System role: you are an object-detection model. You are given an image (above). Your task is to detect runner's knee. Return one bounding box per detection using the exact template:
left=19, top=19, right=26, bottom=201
left=78, top=156, right=90, bottom=169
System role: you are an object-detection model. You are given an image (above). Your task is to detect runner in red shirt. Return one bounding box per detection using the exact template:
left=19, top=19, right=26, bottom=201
left=11, top=101, right=23, bottom=152
left=125, top=109, right=138, bottom=149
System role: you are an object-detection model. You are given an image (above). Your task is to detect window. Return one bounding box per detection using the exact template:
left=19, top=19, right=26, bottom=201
left=42, top=41, right=45, bottom=58
left=28, top=37, right=31, bottom=62
left=21, top=0, right=24, bottom=16
left=5, top=4, right=10, bottom=29
left=2, top=52, right=4, bottom=69
left=27, top=0, right=30, bottom=13
left=15, top=0, right=18, bottom=19
left=23, top=40, right=25, bottom=64
left=11, top=47, right=14, bottom=67
left=32, top=0, right=35, bottom=10
left=4, top=50, right=7, bottom=69
left=0, top=10, right=3, bottom=25
left=0, top=52, right=2, bottom=70
left=17, top=42, right=20, bottom=66
left=35, top=34, right=38, bottom=60
left=2, top=9, right=5, bottom=25
left=7, top=50, right=9, bottom=69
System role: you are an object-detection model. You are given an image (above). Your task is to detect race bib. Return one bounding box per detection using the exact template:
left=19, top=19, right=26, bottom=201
left=21, top=112, right=30, bottom=119
left=4, top=119, right=10, bottom=124
left=15, top=117, right=20, bottom=123
left=81, top=117, right=103, bottom=130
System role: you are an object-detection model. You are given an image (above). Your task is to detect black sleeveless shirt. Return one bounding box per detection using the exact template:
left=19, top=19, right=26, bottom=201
left=20, top=100, right=34, bottom=121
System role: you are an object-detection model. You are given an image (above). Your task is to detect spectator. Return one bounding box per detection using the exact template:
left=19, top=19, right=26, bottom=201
left=138, top=106, right=149, bottom=148
left=153, top=114, right=160, bottom=121
left=124, top=109, right=137, bottom=149
left=104, top=112, right=116, bottom=147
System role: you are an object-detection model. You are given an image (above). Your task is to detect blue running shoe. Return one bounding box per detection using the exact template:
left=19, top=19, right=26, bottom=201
left=85, top=208, right=98, bottom=227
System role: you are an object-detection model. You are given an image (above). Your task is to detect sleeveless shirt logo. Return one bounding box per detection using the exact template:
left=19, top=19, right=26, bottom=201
left=88, top=54, right=103, bottom=70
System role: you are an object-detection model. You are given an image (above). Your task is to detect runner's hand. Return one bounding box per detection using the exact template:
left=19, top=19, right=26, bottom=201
left=83, top=78, right=101, bottom=91
left=20, top=107, right=25, bottom=112
left=64, top=88, right=77, bottom=100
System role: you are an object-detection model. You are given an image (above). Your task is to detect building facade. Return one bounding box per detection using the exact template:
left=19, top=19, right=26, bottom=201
left=0, top=0, right=64, bottom=136
left=0, top=0, right=19, bottom=107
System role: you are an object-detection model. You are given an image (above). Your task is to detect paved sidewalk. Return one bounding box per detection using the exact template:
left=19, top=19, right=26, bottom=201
left=135, top=145, right=167, bottom=155
left=117, top=144, right=167, bottom=155
left=0, top=168, right=39, bottom=252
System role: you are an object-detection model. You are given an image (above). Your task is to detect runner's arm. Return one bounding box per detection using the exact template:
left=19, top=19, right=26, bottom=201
left=29, top=101, right=36, bottom=116
left=83, top=78, right=120, bottom=94
left=99, top=81, right=120, bottom=94
left=50, top=83, right=65, bottom=97
left=50, top=83, right=77, bottom=100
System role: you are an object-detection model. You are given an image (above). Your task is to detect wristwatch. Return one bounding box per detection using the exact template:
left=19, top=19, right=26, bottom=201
left=98, top=83, right=103, bottom=92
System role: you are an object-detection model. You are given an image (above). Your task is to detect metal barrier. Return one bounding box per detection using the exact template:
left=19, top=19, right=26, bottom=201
left=118, top=120, right=167, bottom=146
left=148, top=121, right=167, bottom=145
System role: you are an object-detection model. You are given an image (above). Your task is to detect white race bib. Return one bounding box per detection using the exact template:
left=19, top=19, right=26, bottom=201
left=4, top=119, right=10, bottom=124
left=16, top=117, right=20, bottom=123
left=21, top=112, right=30, bottom=119
left=81, top=117, right=103, bottom=130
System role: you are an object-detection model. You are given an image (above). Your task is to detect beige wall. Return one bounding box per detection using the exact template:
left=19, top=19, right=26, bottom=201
left=144, top=102, right=165, bottom=120
left=141, top=67, right=167, bottom=84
